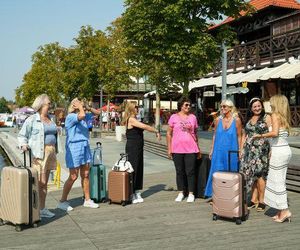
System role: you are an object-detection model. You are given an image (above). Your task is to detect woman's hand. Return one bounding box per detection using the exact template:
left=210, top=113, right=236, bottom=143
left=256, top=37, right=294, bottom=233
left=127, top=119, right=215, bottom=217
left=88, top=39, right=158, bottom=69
left=72, top=99, right=83, bottom=110
left=167, top=148, right=172, bottom=159
left=209, top=149, right=213, bottom=160
left=197, top=151, right=202, bottom=159
left=252, top=134, right=261, bottom=139
left=21, top=145, right=29, bottom=152
left=156, top=132, right=161, bottom=141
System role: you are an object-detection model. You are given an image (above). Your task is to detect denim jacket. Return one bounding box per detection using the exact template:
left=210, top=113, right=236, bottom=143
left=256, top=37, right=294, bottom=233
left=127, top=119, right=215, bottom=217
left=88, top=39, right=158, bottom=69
left=18, top=113, right=60, bottom=159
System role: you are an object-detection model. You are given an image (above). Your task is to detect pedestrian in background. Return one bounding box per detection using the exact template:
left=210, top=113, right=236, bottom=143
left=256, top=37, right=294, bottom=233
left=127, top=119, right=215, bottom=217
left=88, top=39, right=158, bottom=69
left=57, top=98, right=99, bottom=211
left=253, top=95, right=292, bottom=223
left=204, top=99, right=242, bottom=198
left=18, top=94, right=59, bottom=218
left=167, top=97, right=201, bottom=203
left=240, top=97, right=271, bottom=211
left=123, top=102, right=161, bottom=204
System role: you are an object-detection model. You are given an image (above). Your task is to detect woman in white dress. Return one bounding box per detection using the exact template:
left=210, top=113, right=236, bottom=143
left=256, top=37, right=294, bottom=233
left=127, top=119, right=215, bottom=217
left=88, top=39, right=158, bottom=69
left=253, top=95, right=292, bottom=223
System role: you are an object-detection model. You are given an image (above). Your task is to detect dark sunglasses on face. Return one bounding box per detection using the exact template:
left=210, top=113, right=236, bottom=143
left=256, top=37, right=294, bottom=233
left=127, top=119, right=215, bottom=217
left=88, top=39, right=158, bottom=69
left=184, top=103, right=191, bottom=107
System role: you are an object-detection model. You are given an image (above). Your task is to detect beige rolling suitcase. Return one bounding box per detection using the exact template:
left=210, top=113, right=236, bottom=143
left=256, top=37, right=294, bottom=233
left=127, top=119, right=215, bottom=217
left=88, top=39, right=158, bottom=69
left=212, top=151, right=248, bottom=225
left=0, top=150, right=40, bottom=231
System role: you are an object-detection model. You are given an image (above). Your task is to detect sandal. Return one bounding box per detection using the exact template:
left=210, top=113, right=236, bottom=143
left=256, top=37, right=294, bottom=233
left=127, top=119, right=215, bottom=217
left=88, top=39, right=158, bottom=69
left=256, top=203, right=266, bottom=212
left=247, top=201, right=258, bottom=209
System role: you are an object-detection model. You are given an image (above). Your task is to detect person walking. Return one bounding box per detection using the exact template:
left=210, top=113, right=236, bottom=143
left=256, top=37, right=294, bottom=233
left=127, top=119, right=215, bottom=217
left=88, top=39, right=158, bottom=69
left=123, top=102, right=161, bottom=204
left=253, top=95, right=292, bottom=223
left=204, top=99, right=242, bottom=198
left=57, top=98, right=99, bottom=211
left=240, top=98, right=271, bottom=211
left=166, top=97, right=201, bottom=203
left=18, top=94, right=58, bottom=218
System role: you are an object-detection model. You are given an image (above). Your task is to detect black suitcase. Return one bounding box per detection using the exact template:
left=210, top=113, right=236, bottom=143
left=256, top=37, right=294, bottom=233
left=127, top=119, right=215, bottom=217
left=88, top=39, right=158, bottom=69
left=194, top=155, right=211, bottom=198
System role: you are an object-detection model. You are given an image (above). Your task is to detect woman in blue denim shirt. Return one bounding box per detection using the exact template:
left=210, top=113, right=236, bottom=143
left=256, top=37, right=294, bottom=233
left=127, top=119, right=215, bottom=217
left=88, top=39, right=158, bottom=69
left=18, top=94, right=58, bottom=218
left=57, top=98, right=99, bottom=211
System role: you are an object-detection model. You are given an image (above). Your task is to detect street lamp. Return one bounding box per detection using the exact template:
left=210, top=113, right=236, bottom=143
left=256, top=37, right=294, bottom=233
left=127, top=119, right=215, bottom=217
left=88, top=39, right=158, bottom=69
left=221, top=41, right=227, bottom=101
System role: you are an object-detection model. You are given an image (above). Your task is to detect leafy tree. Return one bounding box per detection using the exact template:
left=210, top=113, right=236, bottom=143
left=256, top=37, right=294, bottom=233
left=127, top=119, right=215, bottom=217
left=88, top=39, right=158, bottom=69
left=0, top=97, right=11, bottom=113
left=122, top=0, right=250, bottom=95
left=15, top=43, right=66, bottom=107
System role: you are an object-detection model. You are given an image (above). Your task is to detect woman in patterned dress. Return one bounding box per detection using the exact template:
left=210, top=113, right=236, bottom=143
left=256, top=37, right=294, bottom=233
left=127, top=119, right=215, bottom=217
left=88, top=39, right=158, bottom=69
left=240, top=98, right=271, bottom=211
left=253, top=95, right=292, bottom=223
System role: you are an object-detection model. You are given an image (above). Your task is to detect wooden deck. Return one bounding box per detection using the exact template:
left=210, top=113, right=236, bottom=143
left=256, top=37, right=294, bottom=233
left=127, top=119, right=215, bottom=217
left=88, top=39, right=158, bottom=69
left=0, top=170, right=299, bottom=249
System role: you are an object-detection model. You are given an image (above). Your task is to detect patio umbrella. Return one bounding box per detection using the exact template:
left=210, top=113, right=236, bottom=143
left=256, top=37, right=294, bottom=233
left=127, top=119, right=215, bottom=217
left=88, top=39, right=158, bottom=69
left=101, top=103, right=119, bottom=111
left=16, top=106, right=35, bottom=113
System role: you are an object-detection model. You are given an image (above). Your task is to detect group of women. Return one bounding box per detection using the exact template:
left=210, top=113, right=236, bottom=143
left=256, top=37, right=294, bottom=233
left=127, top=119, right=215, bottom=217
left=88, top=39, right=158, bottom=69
left=167, top=95, right=292, bottom=223
left=18, top=93, right=292, bottom=224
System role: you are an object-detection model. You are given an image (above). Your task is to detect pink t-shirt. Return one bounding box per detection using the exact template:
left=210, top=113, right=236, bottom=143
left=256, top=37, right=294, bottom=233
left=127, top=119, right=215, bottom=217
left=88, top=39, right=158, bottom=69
left=168, top=113, right=199, bottom=153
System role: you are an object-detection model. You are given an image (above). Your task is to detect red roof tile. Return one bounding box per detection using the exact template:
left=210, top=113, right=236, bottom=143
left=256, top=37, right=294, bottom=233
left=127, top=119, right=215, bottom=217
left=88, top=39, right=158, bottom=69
left=210, top=0, right=300, bottom=30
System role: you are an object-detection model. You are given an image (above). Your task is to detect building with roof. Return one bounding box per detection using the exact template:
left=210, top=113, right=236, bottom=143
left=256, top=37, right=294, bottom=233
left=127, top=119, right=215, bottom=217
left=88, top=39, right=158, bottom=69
left=190, top=0, right=300, bottom=127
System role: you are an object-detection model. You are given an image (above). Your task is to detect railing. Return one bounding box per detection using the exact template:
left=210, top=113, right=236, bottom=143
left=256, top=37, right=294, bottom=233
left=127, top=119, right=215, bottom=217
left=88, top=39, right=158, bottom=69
left=214, top=28, right=300, bottom=73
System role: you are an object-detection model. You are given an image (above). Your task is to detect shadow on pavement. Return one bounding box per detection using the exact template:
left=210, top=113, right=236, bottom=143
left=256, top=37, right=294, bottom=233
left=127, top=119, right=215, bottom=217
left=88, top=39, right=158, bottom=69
left=142, top=184, right=166, bottom=198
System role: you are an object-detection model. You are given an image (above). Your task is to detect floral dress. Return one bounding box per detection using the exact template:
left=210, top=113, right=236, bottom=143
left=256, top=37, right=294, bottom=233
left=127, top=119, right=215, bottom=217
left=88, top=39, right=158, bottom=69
left=240, top=115, right=270, bottom=193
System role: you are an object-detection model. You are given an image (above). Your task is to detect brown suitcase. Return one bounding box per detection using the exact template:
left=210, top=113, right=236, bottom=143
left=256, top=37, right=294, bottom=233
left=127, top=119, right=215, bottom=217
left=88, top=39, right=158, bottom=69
left=0, top=151, right=40, bottom=231
left=212, top=150, right=248, bottom=225
left=108, top=171, right=133, bottom=206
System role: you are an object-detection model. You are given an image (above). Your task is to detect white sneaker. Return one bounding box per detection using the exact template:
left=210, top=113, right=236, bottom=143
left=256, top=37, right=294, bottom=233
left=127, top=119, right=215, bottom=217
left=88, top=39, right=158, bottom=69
left=40, top=208, right=55, bottom=218
left=135, top=192, right=144, bottom=203
left=132, top=194, right=139, bottom=204
left=186, top=194, right=195, bottom=203
left=83, top=199, right=99, bottom=208
left=175, top=192, right=185, bottom=202
left=57, top=201, right=74, bottom=212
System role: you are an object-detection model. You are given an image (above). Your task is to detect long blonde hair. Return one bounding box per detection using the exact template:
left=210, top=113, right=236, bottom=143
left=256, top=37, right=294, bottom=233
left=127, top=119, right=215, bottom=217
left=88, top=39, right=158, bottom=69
left=32, top=94, right=50, bottom=112
left=220, top=99, right=239, bottom=118
left=122, top=102, right=136, bottom=126
left=270, top=95, right=291, bottom=132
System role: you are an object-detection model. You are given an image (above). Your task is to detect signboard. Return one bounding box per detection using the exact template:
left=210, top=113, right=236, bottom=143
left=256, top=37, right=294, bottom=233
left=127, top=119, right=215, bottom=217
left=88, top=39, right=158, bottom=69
left=203, top=91, right=215, bottom=97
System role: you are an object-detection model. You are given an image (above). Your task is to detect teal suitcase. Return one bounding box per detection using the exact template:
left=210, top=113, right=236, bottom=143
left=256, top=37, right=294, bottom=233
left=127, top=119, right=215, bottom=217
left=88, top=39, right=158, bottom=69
left=90, top=142, right=107, bottom=203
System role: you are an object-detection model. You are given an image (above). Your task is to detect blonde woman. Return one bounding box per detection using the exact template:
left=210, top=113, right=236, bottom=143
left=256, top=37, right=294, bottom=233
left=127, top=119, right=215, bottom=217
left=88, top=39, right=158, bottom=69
left=18, top=94, right=58, bottom=218
left=123, top=102, right=161, bottom=204
left=204, top=99, right=242, bottom=198
left=57, top=98, right=98, bottom=211
left=253, top=95, right=292, bottom=223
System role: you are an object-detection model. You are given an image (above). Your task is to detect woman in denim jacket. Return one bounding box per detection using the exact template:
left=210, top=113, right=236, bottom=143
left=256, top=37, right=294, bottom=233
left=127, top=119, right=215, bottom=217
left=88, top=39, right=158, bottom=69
left=18, top=94, right=59, bottom=218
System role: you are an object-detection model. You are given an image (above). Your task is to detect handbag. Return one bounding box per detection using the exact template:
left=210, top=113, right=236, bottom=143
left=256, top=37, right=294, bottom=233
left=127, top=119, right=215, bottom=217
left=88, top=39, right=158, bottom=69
left=112, top=153, right=134, bottom=173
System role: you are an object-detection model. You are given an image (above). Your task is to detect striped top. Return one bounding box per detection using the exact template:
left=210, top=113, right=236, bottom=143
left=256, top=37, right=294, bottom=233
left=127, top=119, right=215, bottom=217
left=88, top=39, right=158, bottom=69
left=270, top=128, right=289, bottom=147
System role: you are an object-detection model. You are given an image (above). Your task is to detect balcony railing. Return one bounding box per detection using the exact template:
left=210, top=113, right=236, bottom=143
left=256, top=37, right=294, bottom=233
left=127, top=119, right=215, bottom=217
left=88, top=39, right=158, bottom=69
left=214, top=28, right=300, bottom=73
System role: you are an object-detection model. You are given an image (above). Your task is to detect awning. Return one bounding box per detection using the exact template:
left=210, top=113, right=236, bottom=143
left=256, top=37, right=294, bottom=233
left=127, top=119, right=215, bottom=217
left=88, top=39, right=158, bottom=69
left=190, top=58, right=300, bottom=90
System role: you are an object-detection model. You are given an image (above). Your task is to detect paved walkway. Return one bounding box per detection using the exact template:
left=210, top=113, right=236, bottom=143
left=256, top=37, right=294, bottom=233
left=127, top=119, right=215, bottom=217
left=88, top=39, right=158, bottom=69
left=0, top=128, right=300, bottom=249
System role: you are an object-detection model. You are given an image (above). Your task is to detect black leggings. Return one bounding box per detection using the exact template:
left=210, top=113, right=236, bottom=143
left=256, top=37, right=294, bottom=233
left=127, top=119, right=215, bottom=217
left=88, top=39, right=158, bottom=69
left=172, top=153, right=197, bottom=193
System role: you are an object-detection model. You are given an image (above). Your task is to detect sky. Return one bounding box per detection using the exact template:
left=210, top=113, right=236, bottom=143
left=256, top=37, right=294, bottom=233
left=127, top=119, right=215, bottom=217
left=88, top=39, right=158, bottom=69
left=0, top=0, right=125, bottom=101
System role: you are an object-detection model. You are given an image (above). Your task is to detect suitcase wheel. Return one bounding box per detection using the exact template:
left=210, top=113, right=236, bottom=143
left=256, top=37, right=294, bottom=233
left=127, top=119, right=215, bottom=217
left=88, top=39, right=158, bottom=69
left=212, top=214, right=218, bottom=221
left=235, top=218, right=242, bottom=225
left=0, top=219, right=4, bottom=226
left=121, top=201, right=126, bottom=207
left=108, top=199, right=112, bottom=205
left=15, top=225, right=23, bottom=232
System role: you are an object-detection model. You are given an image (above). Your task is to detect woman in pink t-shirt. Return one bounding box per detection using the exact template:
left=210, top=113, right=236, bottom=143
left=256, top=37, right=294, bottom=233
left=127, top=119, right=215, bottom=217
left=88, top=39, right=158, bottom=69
left=167, top=97, right=201, bottom=203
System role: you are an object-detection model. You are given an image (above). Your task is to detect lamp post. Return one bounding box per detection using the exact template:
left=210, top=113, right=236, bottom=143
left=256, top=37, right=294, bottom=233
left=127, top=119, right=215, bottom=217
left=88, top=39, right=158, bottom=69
left=221, top=41, right=227, bottom=101
left=99, top=85, right=103, bottom=131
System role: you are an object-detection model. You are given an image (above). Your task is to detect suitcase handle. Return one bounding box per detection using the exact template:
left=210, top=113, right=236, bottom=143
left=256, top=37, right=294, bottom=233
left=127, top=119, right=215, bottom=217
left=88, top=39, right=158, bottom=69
left=23, top=148, right=32, bottom=168
left=228, top=150, right=239, bottom=172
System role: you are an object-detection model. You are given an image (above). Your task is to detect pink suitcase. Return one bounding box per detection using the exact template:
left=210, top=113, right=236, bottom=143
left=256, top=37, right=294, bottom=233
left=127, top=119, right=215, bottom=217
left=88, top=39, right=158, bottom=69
left=0, top=151, right=40, bottom=231
left=212, top=150, right=248, bottom=225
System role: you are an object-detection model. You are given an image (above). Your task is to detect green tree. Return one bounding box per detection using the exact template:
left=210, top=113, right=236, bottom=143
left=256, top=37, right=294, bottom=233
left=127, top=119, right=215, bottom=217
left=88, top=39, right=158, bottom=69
left=0, top=97, right=11, bottom=113
left=15, top=43, right=66, bottom=107
left=122, top=0, right=250, bottom=95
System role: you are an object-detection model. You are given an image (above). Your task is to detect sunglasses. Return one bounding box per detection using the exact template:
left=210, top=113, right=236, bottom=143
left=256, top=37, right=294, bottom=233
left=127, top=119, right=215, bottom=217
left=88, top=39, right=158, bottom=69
left=183, top=103, right=191, bottom=107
